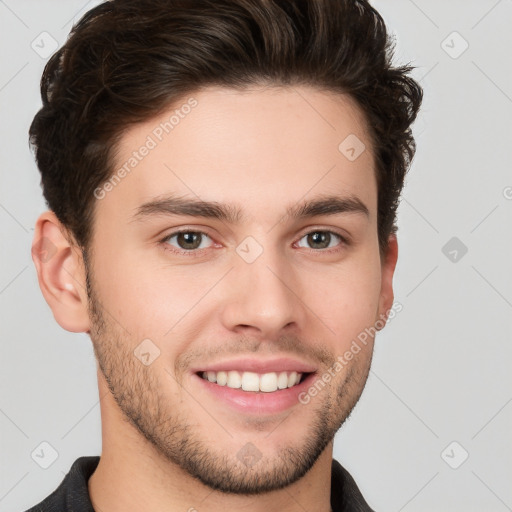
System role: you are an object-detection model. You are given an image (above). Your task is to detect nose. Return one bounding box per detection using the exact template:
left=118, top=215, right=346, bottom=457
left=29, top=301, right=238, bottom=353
left=218, top=248, right=307, bottom=340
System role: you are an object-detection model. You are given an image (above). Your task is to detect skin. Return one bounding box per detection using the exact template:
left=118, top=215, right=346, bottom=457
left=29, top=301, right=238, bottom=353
left=33, top=85, right=398, bottom=512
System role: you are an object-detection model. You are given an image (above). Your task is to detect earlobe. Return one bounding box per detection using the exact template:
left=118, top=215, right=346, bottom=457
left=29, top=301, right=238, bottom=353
left=376, top=234, right=399, bottom=329
left=32, top=211, right=90, bottom=333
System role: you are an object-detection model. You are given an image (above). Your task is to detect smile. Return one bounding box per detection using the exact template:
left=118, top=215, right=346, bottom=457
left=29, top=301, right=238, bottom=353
left=199, top=370, right=305, bottom=392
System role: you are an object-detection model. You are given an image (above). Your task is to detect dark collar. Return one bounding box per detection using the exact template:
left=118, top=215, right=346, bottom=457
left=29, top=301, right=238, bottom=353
left=24, top=456, right=374, bottom=512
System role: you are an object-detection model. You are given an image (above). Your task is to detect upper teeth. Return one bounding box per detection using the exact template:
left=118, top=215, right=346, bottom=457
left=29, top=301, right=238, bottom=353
left=201, top=370, right=303, bottom=392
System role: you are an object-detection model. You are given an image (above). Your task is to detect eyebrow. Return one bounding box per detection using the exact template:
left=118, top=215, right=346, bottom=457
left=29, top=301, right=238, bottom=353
left=132, top=193, right=369, bottom=224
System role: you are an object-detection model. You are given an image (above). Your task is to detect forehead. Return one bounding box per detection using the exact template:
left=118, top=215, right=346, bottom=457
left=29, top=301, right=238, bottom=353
left=99, top=85, right=377, bottom=225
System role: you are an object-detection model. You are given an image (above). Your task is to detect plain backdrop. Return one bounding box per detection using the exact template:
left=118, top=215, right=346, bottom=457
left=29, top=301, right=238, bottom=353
left=1, top=1, right=511, bottom=511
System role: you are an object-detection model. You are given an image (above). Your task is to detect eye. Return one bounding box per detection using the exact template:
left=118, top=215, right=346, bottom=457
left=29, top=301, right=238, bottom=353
left=162, top=230, right=214, bottom=253
left=296, top=230, right=346, bottom=252
left=160, top=228, right=348, bottom=257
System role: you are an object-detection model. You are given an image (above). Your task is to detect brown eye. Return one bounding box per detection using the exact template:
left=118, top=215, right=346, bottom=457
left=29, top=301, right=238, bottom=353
left=164, top=231, right=213, bottom=252
left=296, top=231, right=345, bottom=251
left=308, top=232, right=331, bottom=249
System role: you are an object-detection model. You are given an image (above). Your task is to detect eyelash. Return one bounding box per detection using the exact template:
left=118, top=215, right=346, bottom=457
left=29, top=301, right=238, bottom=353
left=159, top=228, right=349, bottom=257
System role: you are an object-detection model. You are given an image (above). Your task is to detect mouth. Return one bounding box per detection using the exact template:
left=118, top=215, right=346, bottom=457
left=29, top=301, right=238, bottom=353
left=190, top=357, right=318, bottom=414
left=197, top=370, right=310, bottom=393
left=193, top=369, right=317, bottom=415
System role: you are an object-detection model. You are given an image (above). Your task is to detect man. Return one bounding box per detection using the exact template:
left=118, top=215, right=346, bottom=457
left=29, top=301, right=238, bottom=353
left=27, top=0, right=422, bottom=510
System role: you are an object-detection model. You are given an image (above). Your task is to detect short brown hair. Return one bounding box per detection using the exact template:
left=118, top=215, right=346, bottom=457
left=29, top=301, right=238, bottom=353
left=30, top=0, right=422, bottom=255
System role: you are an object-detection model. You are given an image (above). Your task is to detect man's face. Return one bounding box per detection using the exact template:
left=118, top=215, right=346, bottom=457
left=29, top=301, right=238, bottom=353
left=85, top=85, right=393, bottom=493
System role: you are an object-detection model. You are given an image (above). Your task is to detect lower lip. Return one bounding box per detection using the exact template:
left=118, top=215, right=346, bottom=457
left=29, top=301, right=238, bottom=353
left=193, top=373, right=317, bottom=415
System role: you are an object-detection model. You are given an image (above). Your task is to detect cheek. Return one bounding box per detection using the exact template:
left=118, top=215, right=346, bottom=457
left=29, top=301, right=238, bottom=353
left=305, top=256, right=382, bottom=345
left=92, top=249, right=215, bottom=343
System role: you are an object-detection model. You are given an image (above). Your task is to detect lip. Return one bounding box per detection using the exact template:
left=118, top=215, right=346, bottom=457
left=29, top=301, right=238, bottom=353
left=191, top=369, right=318, bottom=415
left=190, top=357, right=317, bottom=374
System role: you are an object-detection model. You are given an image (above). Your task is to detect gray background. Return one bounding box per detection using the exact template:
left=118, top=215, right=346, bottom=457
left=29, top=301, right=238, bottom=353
left=1, top=1, right=511, bottom=511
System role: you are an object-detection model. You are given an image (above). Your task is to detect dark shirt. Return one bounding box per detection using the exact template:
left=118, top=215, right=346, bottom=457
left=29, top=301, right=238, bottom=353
left=23, top=456, right=375, bottom=512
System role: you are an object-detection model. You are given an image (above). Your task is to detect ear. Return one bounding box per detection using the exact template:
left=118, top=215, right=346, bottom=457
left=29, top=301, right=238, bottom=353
left=376, top=233, right=398, bottom=329
left=31, top=211, right=90, bottom=333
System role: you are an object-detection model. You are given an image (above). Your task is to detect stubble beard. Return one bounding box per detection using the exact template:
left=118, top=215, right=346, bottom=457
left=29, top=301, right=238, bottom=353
left=84, top=258, right=372, bottom=494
